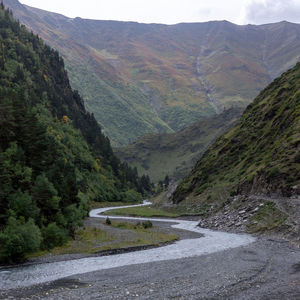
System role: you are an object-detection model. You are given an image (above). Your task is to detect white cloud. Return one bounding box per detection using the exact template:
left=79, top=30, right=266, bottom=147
left=19, top=0, right=300, bottom=25
left=241, top=0, right=300, bottom=24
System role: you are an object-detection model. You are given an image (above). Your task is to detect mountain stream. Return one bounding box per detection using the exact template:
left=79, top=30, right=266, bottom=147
left=0, top=201, right=255, bottom=290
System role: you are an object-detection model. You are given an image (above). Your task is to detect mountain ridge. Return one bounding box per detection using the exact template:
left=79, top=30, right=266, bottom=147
left=4, top=0, right=300, bottom=145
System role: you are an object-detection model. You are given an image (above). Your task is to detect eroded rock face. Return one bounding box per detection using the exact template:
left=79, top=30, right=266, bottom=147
left=237, top=175, right=299, bottom=198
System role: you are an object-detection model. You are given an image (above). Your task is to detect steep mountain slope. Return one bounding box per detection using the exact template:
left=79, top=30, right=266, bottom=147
left=116, top=108, right=242, bottom=182
left=4, top=0, right=300, bottom=145
left=172, top=63, right=300, bottom=234
left=0, top=4, right=147, bottom=263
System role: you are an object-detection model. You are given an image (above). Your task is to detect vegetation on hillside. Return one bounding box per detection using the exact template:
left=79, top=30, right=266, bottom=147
left=4, top=0, right=300, bottom=145
left=28, top=220, right=177, bottom=258
left=116, top=108, right=242, bottom=182
left=67, top=61, right=173, bottom=145
left=103, top=206, right=180, bottom=218
left=0, top=4, right=150, bottom=263
left=172, top=63, right=300, bottom=208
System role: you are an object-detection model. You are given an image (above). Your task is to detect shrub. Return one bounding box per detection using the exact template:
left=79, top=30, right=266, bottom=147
left=105, top=217, right=111, bottom=225
left=195, top=183, right=209, bottom=195
left=8, top=190, right=40, bottom=220
left=134, top=221, right=141, bottom=229
left=63, top=204, right=85, bottom=236
left=268, top=166, right=279, bottom=178
left=41, top=223, right=68, bottom=250
left=122, top=189, right=143, bottom=203
left=0, top=217, right=41, bottom=263
left=230, top=190, right=237, bottom=197
left=142, top=220, right=153, bottom=229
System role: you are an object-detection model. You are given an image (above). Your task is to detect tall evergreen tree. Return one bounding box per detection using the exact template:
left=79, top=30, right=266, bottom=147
left=0, top=3, right=150, bottom=263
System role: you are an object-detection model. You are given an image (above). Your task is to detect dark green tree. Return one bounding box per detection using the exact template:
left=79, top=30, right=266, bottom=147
left=0, top=3, right=145, bottom=263
left=0, top=217, right=42, bottom=263
left=164, top=175, right=170, bottom=188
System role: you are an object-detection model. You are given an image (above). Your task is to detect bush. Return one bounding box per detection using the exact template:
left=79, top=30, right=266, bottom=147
left=294, top=153, right=300, bottom=163
left=8, top=190, right=40, bottom=220
left=195, top=183, right=209, bottom=195
left=63, top=204, right=85, bottom=236
left=41, top=223, right=68, bottom=250
left=0, top=217, right=41, bottom=263
left=121, top=189, right=143, bottom=203
left=268, top=166, right=280, bottom=178
left=230, top=190, right=237, bottom=197
left=105, top=217, right=111, bottom=225
left=142, top=220, right=153, bottom=229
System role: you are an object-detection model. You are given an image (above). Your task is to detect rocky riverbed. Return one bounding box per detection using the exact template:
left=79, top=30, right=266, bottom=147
left=0, top=202, right=299, bottom=299
left=1, top=237, right=299, bottom=299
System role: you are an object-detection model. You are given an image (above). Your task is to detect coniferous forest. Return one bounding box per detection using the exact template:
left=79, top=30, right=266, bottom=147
left=0, top=4, right=151, bottom=263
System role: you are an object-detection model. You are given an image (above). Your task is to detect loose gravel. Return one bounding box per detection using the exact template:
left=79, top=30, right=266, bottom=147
left=0, top=202, right=299, bottom=299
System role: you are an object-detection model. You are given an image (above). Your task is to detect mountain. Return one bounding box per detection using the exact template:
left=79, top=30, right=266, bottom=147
left=115, top=108, right=242, bottom=182
left=172, top=63, right=300, bottom=234
left=0, top=4, right=149, bottom=263
left=4, top=0, right=300, bottom=145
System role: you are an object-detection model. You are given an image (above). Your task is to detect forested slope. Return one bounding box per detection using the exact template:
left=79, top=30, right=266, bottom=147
left=0, top=4, right=150, bottom=263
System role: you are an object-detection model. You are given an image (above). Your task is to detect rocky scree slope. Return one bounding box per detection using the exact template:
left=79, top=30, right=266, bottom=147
left=172, top=63, right=300, bottom=239
left=3, top=0, right=300, bottom=145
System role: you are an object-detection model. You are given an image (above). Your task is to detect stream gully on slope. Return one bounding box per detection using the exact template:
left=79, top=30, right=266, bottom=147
left=0, top=201, right=255, bottom=290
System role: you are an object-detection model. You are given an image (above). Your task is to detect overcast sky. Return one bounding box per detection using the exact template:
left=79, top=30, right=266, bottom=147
left=19, top=0, right=300, bottom=25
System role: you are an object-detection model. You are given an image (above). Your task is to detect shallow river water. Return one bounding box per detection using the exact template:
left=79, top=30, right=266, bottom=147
left=0, top=201, right=255, bottom=290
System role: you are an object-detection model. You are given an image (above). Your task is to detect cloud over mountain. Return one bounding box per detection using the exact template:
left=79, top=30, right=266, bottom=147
left=242, top=0, right=300, bottom=24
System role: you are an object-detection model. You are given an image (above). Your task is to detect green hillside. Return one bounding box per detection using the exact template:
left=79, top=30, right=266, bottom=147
left=0, top=4, right=149, bottom=263
left=116, top=108, right=242, bottom=182
left=172, top=63, right=300, bottom=215
left=4, top=0, right=300, bottom=145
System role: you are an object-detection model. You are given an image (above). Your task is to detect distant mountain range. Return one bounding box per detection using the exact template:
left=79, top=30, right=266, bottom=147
left=4, top=0, right=300, bottom=145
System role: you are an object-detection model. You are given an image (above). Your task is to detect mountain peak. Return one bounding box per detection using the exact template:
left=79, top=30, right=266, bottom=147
left=3, top=0, right=24, bottom=9
left=4, top=0, right=300, bottom=146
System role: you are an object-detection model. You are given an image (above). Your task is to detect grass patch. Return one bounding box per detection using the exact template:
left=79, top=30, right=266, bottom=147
left=109, top=220, right=153, bottom=230
left=247, top=202, right=288, bottom=233
left=102, top=220, right=178, bottom=249
left=27, top=227, right=114, bottom=258
left=28, top=220, right=178, bottom=258
left=49, top=227, right=114, bottom=255
left=103, top=206, right=180, bottom=218
left=90, top=201, right=141, bottom=209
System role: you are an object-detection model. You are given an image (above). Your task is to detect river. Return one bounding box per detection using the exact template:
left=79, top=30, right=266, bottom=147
left=0, top=201, right=255, bottom=290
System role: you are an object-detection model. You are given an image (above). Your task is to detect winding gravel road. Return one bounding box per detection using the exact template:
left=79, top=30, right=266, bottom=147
left=1, top=201, right=300, bottom=299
